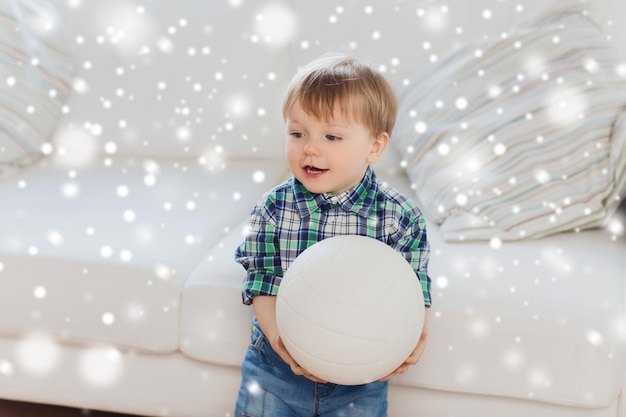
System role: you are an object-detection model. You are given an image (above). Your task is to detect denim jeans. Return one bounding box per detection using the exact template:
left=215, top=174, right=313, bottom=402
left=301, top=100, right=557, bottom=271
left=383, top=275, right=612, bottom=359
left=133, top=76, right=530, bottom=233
left=234, top=318, right=388, bottom=417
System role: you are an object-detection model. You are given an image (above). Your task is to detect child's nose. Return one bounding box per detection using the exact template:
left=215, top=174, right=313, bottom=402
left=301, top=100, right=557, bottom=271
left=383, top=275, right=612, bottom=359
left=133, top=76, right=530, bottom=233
left=303, top=140, right=319, bottom=156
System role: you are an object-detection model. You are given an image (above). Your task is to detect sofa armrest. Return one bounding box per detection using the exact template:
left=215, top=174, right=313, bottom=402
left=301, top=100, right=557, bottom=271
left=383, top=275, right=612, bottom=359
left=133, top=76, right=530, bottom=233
left=179, top=222, right=253, bottom=367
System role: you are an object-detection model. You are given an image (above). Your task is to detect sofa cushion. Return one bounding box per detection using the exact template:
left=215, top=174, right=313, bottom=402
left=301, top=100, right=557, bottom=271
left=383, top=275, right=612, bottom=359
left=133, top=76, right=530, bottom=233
left=0, top=157, right=287, bottom=352
left=386, top=171, right=626, bottom=408
left=180, top=220, right=253, bottom=366
left=394, top=1, right=626, bottom=241
left=0, top=0, right=75, bottom=179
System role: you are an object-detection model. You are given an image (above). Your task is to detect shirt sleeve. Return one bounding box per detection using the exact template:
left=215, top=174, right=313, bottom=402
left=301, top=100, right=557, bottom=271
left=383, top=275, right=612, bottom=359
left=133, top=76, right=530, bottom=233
left=390, top=209, right=432, bottom=308
left=235, top=199, right=284, bottom=305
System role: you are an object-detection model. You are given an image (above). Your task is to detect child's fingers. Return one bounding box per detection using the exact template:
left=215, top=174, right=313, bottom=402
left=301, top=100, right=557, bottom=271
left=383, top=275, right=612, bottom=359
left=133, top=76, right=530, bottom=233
left=302, top=371, right=328, bottom=383
left=275, top=335, right=297, bottom=366
left=289, top=358, right=328, bottom=383
left=405, top=315, right=429, bottom=365
left=276, top=336, right=327, bottom=383
left=405, top=339, right=427, bottom=365
left=377, top=336, right=428, bottom=382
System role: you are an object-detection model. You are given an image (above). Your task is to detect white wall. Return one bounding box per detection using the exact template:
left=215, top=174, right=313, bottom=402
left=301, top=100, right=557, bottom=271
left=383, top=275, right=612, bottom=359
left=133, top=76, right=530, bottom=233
left=48, top=0, right=626, bottom=164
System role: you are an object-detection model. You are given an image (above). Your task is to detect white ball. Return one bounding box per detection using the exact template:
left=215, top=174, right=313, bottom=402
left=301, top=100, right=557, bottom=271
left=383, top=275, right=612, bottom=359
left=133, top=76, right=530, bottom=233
left=276, top=235, right=425, bottom=385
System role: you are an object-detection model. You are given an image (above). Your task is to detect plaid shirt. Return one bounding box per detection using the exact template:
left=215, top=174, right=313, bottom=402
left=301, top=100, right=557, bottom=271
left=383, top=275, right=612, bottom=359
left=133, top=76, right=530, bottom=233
left=235, top=166, right=432, bottom=307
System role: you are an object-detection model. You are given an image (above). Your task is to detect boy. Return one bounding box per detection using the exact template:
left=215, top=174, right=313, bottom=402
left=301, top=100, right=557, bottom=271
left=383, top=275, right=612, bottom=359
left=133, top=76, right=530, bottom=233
left=234, top=54, right=431, bottom=417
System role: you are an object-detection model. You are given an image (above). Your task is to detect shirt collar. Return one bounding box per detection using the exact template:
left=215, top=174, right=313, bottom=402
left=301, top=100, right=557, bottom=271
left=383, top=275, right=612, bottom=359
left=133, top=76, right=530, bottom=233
left=292, top=166, right=377, bottom=218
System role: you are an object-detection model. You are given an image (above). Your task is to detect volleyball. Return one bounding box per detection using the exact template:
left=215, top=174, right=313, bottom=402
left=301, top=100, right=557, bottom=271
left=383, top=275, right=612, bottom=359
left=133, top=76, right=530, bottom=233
left=275, top=235, right=425, bottom=385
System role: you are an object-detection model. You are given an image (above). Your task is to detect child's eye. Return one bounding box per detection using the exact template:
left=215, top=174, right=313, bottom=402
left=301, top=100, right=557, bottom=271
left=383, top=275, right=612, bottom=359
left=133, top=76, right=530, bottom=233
left=326, top=134, right=341, bottom=141
left=290, top=132, right=304, bottom=138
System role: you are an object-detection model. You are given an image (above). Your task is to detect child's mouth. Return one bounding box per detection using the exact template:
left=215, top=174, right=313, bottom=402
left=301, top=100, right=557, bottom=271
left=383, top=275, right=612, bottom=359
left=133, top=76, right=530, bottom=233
left=305, top=166, right=328, bottom=175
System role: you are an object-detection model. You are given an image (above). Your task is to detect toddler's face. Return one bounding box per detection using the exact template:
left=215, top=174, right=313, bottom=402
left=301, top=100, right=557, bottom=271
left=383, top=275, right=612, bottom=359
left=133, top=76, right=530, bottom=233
left=285, top=101, right=387, bottom=195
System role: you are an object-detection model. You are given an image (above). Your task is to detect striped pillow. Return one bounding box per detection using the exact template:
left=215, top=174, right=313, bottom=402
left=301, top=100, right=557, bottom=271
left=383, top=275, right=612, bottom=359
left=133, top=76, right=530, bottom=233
left=394, top=2, right=626, bottom=241
left=0, top=0, right=75, bottom=180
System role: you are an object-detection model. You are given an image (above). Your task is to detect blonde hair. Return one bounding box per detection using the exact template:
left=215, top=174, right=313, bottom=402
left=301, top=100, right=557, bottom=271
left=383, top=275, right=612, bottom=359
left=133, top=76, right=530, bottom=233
left=282, top=54, right=398, bottom=136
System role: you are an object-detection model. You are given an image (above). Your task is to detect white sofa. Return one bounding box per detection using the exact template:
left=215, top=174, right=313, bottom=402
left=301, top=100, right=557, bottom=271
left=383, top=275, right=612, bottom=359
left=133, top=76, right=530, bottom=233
left=0, top=1, right=625, bottom=416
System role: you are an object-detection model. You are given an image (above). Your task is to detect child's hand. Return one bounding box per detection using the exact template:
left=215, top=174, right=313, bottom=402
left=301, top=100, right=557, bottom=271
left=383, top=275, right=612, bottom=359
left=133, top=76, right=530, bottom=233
left=274, top=335, right=328, bottom=384
left=378, top=309, right=429, bottom=382
left=251, top=295, right=327, bottom=383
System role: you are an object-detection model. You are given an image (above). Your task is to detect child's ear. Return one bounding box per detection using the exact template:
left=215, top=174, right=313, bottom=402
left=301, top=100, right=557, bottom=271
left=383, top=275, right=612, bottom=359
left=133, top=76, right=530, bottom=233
left=366, top=132, right=390, bottom=164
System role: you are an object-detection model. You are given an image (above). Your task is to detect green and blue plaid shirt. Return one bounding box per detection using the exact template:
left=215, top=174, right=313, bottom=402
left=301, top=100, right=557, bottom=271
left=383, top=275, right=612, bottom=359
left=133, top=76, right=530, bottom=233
left=235, top=166, right=432, bottom=307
